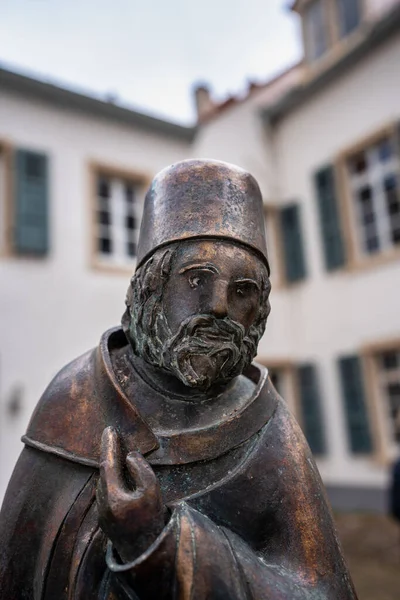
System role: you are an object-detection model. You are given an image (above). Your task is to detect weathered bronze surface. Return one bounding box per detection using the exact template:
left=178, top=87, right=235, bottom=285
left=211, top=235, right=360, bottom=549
left=0, top=159, right=357, bottom=599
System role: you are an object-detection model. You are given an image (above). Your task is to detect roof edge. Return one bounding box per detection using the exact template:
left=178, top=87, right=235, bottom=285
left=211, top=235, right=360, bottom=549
left=0, top=66, right=197, bottom=142
left=262, top=5, right=400, bottom=124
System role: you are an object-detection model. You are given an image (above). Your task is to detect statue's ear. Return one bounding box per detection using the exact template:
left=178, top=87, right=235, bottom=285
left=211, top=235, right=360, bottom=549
left=160, top=248, right=173, bottom=277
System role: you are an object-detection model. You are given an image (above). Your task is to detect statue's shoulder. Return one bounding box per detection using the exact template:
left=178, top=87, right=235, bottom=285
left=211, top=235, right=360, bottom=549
left=23, top=342, right=102, bottom=467
left=23, top=327, right=158, bottom=467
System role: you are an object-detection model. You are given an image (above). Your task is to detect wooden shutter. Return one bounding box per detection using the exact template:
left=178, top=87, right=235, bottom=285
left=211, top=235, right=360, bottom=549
left=14, top=149, right=49, bottom=255
left=280, top=204, right=306, bottom=283
left=314, top=165, right=346, bottom=271
left=297, top=364, right=326, bottom=455
left=338, top=355, right=373, bottom=454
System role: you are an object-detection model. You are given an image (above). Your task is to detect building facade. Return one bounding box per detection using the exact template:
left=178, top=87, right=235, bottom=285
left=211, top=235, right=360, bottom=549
left=1, top=0, right=400, bottom=509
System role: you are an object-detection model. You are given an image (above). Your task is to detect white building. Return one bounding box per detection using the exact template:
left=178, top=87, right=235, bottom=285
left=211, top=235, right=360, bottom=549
left=1, top=0, right=400, bottom=510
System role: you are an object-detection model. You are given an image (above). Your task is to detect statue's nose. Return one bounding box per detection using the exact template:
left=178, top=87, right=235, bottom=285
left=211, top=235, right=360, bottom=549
left=208, top=280, right=229, bottom=318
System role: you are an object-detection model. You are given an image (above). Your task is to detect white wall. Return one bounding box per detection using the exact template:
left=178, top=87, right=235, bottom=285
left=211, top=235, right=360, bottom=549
left=268, top=32, right=400, bottom=486
left=0, top=91, right=190, bottom=498
left=191, top=32, right=400, bottom=489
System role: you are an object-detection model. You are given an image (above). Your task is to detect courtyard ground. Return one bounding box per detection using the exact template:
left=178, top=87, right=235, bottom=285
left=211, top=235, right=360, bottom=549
left=335, top=513, right=400, bottom=600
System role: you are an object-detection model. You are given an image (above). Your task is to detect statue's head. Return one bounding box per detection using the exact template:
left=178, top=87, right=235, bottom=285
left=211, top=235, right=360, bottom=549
left=122, top=159, right=271, bottom=392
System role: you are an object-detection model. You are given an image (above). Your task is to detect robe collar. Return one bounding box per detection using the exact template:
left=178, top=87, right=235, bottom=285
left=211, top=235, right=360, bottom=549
left=23, top=328, right=276, bottom=467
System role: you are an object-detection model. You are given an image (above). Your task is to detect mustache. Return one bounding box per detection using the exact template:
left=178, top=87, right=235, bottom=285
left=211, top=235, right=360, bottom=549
left=166, top=314, right=245, bottom=354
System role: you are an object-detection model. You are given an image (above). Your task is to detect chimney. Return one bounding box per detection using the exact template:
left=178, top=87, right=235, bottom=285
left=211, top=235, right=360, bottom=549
left=193, top=84, right=215, bottom=122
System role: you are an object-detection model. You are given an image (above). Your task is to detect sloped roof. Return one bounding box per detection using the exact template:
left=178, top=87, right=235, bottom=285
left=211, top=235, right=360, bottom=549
left=0, top=66, right=196, bottom=141
left=262, top=4, right=400, bottom=124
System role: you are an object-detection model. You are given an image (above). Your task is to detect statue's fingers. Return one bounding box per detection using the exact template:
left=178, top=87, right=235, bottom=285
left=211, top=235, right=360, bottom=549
left=99, top=426, right=127, bottom=497
left=126, top=451, right=160, bottom=496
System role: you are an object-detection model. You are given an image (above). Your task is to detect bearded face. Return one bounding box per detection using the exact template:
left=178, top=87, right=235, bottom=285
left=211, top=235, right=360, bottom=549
left=122, top=241, right=271, bottom=392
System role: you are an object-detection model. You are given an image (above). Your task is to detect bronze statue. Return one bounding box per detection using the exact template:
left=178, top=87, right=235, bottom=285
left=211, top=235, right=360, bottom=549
left=0, top=159, right=357, bottom=599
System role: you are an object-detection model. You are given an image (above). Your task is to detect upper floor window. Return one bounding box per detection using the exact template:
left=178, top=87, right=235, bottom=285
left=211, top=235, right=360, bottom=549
left=304, top=0, right=329, bottom=61
left=346, top=134, right=400, bottom=259
left=296, top=0, right=364, bottom=64
left=94, top=168, right=144, bottom=269
left=336, top=0, right=361, bottom=38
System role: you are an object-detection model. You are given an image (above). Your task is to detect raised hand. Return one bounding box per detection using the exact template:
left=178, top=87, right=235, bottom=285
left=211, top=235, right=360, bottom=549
left=96, top=426, right=165, bottom=563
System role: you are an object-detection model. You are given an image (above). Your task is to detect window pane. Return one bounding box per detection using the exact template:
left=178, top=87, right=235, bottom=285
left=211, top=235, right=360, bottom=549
left=358, top=186, right=380, bottom=254
left=336, top=0, right=360, bottom=37
left=127, top=241, right=136, bottom=257
left=98, top=210, right=111, bottom=226
left=98, top=177, right=110, bottom=198
left=99, top=237, right=112, bottom=254
left=349, top=152, right=367, bottom=174
left=382, top=351, right=398, bottom=370
left=305, top=0, right=328, bottom=61
left=378, top=139, right=393, bottom=163
left=126, top=184, right=135, bottom=204
left=126, top=215, right=136, bottom=230
left=384, top=175, right=400, bottom=245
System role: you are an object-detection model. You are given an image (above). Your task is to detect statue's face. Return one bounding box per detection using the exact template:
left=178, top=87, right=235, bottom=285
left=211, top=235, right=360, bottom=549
left=158, top=240, right=265, bottom=390
left=124, top=238, right=270, bottom=392
left=162, top=240, right=263, bottom=336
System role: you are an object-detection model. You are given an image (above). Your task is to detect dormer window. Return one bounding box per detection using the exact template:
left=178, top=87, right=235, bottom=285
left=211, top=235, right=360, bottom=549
left=304, top=0, right=328, bottom=61
left=294, top=0, right=363, bottom=65
left=336, top=0, right=360, bottom=38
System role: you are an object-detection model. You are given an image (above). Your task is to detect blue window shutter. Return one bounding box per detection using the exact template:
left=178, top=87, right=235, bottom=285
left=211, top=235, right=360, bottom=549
left=297, top=364, right=326, bottom=455
left=314, top=165, right=346, bottom=271
left=338, top=355, right=373, bottom=454
left=14, top=149, right=49, bottom=255
left=280, top=204, right=306, bottom=283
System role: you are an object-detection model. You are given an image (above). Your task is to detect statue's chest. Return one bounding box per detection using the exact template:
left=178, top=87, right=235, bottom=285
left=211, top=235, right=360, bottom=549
left=154, top=434, right=256, bottom=504
left=154, top=425, right=275, bottom=549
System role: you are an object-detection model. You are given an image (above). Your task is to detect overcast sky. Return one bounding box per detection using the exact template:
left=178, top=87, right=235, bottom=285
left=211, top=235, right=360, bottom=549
left=0, top=0, right=302, bottom=124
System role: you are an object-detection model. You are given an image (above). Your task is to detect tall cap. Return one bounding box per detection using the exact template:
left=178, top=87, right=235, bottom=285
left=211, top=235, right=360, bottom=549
left=136, top=159, right=269, bottom=273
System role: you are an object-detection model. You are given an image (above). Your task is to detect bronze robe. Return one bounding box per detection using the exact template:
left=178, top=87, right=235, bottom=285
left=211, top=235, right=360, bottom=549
left=0, top=328, right=357, bottom=599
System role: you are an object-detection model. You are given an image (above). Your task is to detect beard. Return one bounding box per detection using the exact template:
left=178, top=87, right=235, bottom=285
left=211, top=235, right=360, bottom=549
left=161, top=314, right=256, bottom=390
left=127, top=298, right=260, bottom=391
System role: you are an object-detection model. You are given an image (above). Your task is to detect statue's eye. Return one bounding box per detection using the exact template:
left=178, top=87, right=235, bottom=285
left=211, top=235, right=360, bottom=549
left=235, top=281, right=257, bottom=297
left=189, top=275, right=201, bottom=289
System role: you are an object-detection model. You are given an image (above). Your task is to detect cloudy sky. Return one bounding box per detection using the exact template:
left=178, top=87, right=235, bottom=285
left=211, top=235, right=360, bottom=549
left=0, top=0, right=302, bottom=124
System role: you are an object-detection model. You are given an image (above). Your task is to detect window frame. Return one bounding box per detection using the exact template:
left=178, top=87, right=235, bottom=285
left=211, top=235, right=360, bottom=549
left=0, top=140, right=14, bottom=258
left=362, top=338, right=400, bottom=465
left=88, top=162, right=151, bottom=275
left=336, top=122, right=400, bottom=272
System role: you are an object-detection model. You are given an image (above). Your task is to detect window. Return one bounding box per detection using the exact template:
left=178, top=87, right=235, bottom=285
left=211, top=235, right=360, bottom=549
left=346, top=134, right=400, bottom=259
left=0, top=147, right=6, bottom=253
left=268, top=362, right=326, bottom=454
left=94, top=171, right=142, bottom=268
left=304, top=0, right=329, bottom=61
left=336, top=0, right=360, bottom=38
left=297, top=0, right=364, bottom=66
left=269, top=367, right=292, bottom=401
left=376, top=350, right=400, bottom=449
